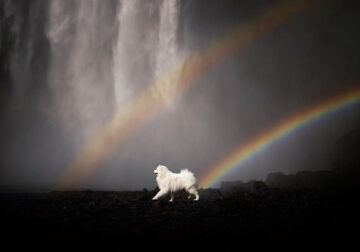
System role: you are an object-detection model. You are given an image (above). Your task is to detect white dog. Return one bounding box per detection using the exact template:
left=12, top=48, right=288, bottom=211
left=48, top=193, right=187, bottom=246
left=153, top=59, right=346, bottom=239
left=152, top=165, right=199, bottom=202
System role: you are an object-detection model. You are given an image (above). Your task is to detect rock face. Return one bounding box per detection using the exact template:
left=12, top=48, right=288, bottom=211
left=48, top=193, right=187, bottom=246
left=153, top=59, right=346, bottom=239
left=221, top=180, right=267, bottom=193
left=265, top=170, right=336, bottom=189
left=0, top=186, right=358, bottom=248
left=332, top=126, right=360, bottom=183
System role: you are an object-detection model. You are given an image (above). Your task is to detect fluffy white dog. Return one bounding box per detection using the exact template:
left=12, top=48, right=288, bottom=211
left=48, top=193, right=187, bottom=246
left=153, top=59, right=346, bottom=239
left=152, top=165, right=199, bottom=202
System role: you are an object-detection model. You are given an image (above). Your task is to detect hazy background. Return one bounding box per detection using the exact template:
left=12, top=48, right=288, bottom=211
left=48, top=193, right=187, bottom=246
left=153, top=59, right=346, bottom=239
left=1, top=0, right=360, bottom=191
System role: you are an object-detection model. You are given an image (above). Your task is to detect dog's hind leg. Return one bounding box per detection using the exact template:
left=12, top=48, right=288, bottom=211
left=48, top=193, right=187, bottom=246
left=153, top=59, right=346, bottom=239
left=187, top=187, right=200, bottom=201
left=169, top=193, right=174, bottom=202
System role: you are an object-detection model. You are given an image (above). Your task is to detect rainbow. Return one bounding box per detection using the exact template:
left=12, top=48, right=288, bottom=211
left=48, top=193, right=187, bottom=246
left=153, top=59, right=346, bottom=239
left=199, top=87, right=360, bottom=188
left=56, top=0, right=313, bottom=189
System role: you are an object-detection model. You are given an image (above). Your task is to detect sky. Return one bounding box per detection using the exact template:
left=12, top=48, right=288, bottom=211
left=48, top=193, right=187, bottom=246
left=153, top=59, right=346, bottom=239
left=0, top=0, right=360, bottom=191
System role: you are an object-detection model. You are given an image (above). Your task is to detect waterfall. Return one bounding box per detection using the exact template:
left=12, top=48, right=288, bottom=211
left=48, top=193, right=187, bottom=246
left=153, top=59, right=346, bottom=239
left=45, top=0, right=181, bottom=140
left=113, top=0, right=181, bottom=106
left=113, top=0, right=141, bottom=106
left=154, top=0, right=181, bottom=102
left=47, top=0, right=117, bottom=140
left=2, top=0, right=50, bottom=113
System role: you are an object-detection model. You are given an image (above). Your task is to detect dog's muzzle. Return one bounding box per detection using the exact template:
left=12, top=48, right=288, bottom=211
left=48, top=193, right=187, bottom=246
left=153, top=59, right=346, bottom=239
left=153, top=170, right=158, bottom=174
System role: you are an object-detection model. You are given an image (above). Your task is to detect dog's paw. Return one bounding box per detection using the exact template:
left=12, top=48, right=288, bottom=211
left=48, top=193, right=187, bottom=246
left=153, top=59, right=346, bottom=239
left=152, top=197, right=158, bottom=201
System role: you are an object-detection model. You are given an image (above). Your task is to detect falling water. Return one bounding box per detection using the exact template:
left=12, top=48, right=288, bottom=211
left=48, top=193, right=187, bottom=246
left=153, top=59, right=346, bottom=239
left=113, top=0, right=143, bottom=106
left=154, top=0, right=181, bottom=102
left=2, top=0, right=50, bottom=113
left=47, top=0, right=117, bottom=140
left=114, top=0, right=181, bottom=106
left=46, top=0, right=181, bottom=138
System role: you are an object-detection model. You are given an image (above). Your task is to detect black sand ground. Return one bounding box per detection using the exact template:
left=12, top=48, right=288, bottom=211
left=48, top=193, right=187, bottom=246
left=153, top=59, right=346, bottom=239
left=1, top=186, right=358, bottom=248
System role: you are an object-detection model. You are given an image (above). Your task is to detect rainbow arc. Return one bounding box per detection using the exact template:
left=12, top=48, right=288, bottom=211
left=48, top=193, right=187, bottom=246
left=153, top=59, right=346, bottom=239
left=199, top=88, right=360, bottom=188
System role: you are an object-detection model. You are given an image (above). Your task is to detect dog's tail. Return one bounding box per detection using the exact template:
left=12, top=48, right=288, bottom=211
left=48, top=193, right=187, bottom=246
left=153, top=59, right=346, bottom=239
left=180, top=168, right=198, bottom=188
left=180, top=168, right=193, bottom=176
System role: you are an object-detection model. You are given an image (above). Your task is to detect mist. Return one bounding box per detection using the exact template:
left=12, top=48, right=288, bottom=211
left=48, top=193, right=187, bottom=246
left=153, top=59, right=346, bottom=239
left=1, top=0, right=360, bottom=191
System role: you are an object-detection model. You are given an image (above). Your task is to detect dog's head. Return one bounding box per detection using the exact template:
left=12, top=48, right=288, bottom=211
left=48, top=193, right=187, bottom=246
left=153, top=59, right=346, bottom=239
left=154, top=165, right=167, bottom=176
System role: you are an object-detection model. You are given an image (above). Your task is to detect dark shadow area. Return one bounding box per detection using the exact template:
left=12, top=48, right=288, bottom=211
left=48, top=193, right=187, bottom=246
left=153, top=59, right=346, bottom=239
left=1, top=179, right=358, bottom=248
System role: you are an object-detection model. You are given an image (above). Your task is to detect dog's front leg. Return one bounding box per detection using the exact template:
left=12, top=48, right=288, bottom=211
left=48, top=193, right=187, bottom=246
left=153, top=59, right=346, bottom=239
left=152, top=189, right=167, bottom=200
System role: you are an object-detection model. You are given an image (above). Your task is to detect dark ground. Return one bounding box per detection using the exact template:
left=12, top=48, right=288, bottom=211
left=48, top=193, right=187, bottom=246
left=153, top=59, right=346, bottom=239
left=1, top=185, right=359, bottom=249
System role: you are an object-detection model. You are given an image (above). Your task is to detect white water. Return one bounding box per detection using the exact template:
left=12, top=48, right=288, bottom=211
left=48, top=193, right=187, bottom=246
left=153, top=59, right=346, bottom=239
left=114, top=0, right=181, bottom=105
left=47, top=0, right=181, bottom=139
left=113, top=0, right=139, bottom=106
left=47, top=0, right=116, bottom=139
left=154, top=0, right=181, bottom=102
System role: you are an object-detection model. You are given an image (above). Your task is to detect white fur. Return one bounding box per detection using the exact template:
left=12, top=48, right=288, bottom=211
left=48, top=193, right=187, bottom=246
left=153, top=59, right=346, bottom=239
left=152, top=165, right=199, bottom=201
